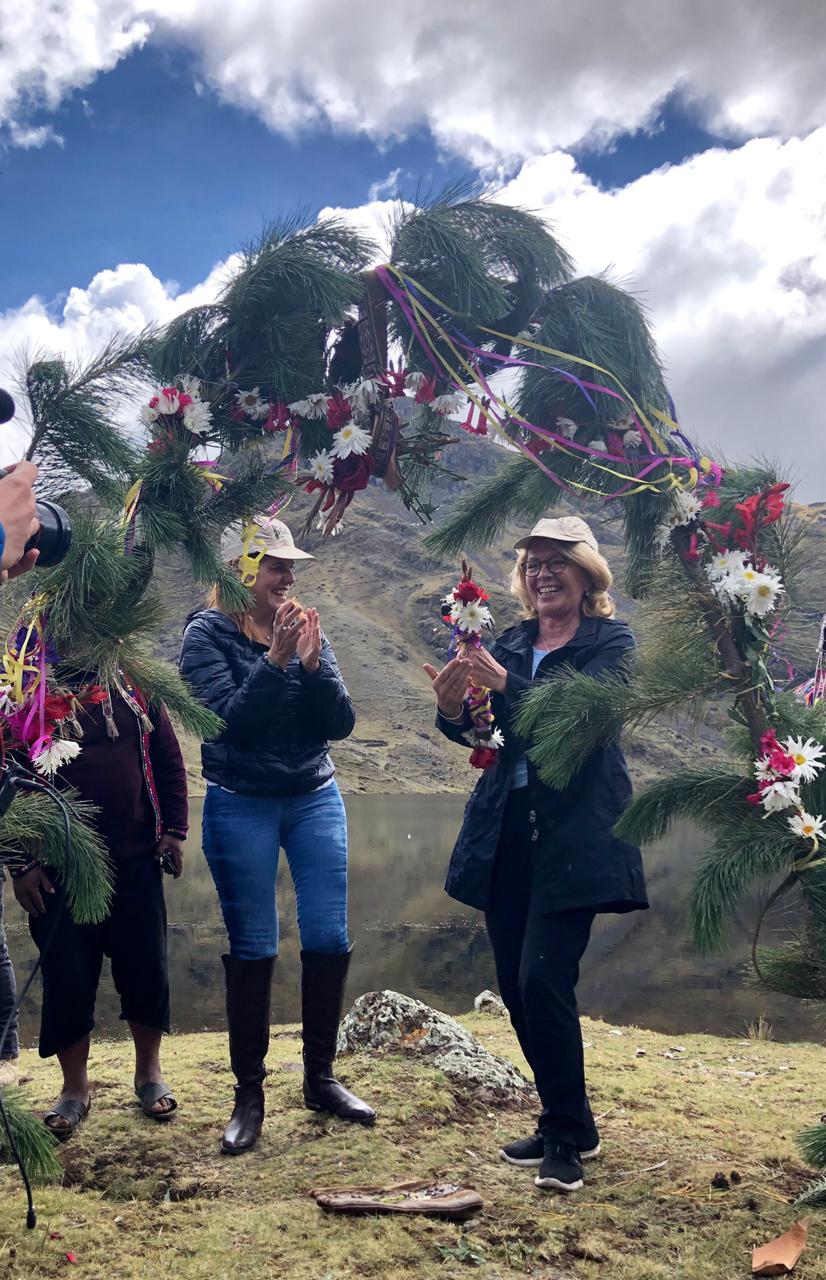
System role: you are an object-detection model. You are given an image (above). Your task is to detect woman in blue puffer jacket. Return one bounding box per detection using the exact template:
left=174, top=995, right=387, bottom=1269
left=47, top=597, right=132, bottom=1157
left=179, top=515, right=374, bottom=1155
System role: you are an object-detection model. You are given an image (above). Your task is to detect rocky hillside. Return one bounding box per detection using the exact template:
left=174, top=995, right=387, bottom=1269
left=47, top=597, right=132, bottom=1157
left=156, top=440, right=826, bottom=797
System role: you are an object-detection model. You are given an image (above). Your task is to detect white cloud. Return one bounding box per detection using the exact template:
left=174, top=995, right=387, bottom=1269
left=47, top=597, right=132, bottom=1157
left=496, top=132, right=826, bottom=494
left=3, top=1, right=826, bottom=163
left=1, top=130, right=824, bottom=500
left=0, top=256, right=238, bottom=462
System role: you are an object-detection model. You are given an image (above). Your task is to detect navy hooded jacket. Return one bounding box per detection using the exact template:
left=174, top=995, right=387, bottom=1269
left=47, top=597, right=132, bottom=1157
left=437, top=614, right=648, bottom=916
left=179, top=608, right=355, bottom=796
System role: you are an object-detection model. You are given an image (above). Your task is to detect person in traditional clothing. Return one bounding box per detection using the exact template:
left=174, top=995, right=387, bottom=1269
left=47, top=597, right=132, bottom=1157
left=10, top=679, right=188, bottom=1137
left=179, top=516, right=374, bottom=1156
left=425, top=516, right=647, bottom=1194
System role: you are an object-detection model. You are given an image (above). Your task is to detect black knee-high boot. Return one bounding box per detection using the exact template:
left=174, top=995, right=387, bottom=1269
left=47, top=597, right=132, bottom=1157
left=221, top=954, right=274, bottom=1154
left=301, top=948, right=376, bottom=1125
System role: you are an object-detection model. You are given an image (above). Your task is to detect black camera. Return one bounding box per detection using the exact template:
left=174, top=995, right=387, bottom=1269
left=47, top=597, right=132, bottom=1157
left=0, top=389, right=72, bottom=568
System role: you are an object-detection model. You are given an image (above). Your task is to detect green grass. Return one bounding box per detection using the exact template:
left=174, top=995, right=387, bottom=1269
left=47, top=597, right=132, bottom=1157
left=1, top=1012, right=824, bottom=1278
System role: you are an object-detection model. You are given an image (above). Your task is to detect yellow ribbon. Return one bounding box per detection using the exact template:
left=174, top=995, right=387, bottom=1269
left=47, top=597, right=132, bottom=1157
left=121, top=479, right=143, bottom=529
left=238, top=520, right=270, bottom=587
left=1, top=618, right=42, bottom=705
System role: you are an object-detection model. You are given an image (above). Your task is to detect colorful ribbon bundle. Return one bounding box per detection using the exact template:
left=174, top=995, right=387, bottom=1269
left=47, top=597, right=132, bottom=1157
left=375, top=264, right=722, bottom=508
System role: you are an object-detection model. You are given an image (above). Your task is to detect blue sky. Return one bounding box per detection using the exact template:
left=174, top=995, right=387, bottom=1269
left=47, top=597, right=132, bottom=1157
left=0, top=1, right=824, bottom=493
left=1, top=48, right=725, bottom=312
left=1, top=45, right=472, bottom=309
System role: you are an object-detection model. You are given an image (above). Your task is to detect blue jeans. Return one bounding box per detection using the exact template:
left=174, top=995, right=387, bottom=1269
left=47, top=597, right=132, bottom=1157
left=202, top=782, right=350, bottom=961
left=0, top=871, right=19, bottom=1060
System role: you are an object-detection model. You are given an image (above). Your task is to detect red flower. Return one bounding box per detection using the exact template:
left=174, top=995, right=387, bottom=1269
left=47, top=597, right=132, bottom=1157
left=177, top=393, right=193, bottom=411
left=747, top=786, right=767, bottom=806
left=414, top=377, right=437, bottom=405
left=85, top=686, right=107, bottom=704
left=332, top=451, right=375, bottom=494
left=264, top=402, right=291, bottom=433
left=454, top=580, right=489, bottom=604
left=760, top=729, right=779, bottom=754
left=606, top=430, right=626, bottom=455
left=326, top=392, right=352, bottom=431
left=469, top=746, right=499, bottom=770
left=43, top=695, right=73, bottom=721
left=380, top=368, right=407, bottom=398
left=701, top=490, right=721, bottom=509
left=767, top=747, right=796, bottom=778
left=304, top=478, right=329, bottom=496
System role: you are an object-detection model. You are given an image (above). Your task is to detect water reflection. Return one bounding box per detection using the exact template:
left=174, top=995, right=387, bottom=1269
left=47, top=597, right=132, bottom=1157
left=7, top=794, right=822, bottom=1045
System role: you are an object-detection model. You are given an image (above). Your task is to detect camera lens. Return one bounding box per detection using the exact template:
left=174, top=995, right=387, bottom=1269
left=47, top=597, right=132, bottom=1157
left=25, top=501, right=73, bottom=567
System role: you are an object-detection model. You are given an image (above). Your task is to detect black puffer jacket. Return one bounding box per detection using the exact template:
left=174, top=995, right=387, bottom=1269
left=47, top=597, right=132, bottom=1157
left=438, top=615, right=647, bottom=916
left=179, top=609, right=355, bottom=796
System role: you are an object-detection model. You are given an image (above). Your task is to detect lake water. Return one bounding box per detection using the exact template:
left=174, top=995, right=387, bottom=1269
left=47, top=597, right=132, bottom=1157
left=7, top=794, right=823, bottom=1046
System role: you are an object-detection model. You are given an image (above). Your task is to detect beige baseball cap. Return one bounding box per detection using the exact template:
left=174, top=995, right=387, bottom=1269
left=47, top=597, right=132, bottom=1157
left=220, top=516, right=315, bottom=563
left=513, top=515, right=598, bottom=553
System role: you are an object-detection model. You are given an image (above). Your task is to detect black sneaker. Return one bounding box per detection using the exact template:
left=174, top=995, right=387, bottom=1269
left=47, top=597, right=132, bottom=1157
left=500, top=1133, right=600, bottom=1167
left=534, top=1143, right=584, bottom=1192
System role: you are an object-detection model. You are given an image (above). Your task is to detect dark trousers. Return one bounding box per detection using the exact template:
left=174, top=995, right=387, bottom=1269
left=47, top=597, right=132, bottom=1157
left=0, top=871, right=19, bottom=1059
left=485, top=791, right=598, bottom=1149
left=30, top=853, right=170, bottom=1058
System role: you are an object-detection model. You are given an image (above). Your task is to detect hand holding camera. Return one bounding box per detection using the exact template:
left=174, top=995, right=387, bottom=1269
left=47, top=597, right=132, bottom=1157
left=0, top=389, right=73, bottom=580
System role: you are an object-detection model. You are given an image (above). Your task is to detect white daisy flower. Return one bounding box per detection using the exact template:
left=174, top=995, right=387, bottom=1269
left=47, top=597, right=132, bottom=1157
left=431, top=393, right=463, bottom=417
left=179, top=375, right=202, bottom=398
left=457, top=600, right=493, bottom=633
left=235, top=388, right=269, bottom=421
left=405, top=371, right=428, bottom=392
left=33, top=738, right=81, bottom=776
left=139, top=403, right=159, bottom=427
left=782, top=736, right=826, bottom=783
left=181, top=399, right=212, bottom=436
left=345, top=379, right=380, bottom=413
left=330, top=421, right=372, bottom=460
left=787, top=810, right=826, bottom=840
left=489, top=727, right=505, bottom=749
left=739, top=570, right=784, bottom=618
left=754, top=756, right=776, bottom=782
left=556, top=417, right=578, bottom=439
left=623, top=429, right=643, bottom=449
left=587, top=438, right=606, bottom=452
left=707, top=549, right=748, bottom=582
left=308, top=450, right=334, bottom=485
left=289, top=392, right=329, bottom=420
left=759, top=779, right=800, bottom=814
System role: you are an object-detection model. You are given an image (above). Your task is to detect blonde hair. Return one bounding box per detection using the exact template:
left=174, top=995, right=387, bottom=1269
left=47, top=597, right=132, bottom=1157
left=206, top=563, right=259, bottom=642
left=509, top=539, right=615, bottom=619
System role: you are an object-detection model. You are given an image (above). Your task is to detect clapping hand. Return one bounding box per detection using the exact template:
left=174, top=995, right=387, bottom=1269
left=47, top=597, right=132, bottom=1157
left=267, top=599, right=307, bottom=670
left=297, top=607, right=322, bottom=673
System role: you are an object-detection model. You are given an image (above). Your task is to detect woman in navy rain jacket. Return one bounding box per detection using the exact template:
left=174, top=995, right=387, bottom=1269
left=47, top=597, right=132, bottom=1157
left=425, top=516, right=647, bottom=1196
left=180, top=516, right=374, bottom=1156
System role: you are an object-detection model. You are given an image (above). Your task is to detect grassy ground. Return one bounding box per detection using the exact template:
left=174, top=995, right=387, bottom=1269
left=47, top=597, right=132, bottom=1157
left=1, top=1012, right=823, bottom=1279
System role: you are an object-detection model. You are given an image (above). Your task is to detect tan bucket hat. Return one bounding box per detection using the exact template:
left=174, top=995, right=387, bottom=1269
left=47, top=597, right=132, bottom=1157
left=513, top=515, right=598, bottom=553
left=220, top=516, right=315, bottom=563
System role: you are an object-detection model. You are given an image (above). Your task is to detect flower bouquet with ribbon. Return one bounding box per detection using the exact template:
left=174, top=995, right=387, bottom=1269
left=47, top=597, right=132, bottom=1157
left=441, top=561, right=504, bottom=769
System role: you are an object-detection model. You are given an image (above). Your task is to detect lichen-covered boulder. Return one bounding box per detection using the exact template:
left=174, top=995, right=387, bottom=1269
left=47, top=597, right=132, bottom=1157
left=337, top=990, right=530, bottom=1101
left=473, top=989, right=507, bottom=1017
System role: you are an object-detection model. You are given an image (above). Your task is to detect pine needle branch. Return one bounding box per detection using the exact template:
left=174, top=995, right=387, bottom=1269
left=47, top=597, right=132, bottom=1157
left=0, top=1090, right=62, bottom=1183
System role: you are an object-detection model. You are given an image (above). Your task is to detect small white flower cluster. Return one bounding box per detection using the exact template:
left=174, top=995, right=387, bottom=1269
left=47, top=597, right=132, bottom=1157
left=750, top=731, right=826, bottom=842
left=706, top=549, right=784, bottom=619
left=32, top=737, right=81, bottom=777
left=612, top=411, right=643, bottom=450
left=234, top=387, right=270, bottom=422
left=442, top=596, right=494, bottom=634
left=141, top=379, right=212, bottom=436
left=653, top=489, right=703, bottom=549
